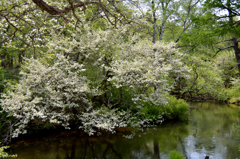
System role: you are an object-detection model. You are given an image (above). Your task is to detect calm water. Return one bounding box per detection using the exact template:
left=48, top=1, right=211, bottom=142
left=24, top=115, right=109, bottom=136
left=8, top=102, right=240, bottom=159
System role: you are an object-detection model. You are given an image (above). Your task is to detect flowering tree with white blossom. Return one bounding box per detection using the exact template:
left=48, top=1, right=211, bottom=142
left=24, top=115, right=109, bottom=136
left=2, top=54, right=99, bottom=137
left=1, top=1, right=190, bottom=137
left=1, top=23, right=190, bottom=137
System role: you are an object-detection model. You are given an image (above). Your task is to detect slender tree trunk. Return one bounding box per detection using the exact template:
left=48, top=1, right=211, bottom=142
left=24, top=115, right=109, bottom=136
left=7, top=54, right=13, bottom=68
left=152, top=0, right=157, bottom=44
left=0, top=50, right=7, bottom=68
left=232, top=37, right=240, bottom=74
left=159, top=20, right=166, bottom=41
left=14, top=56, right=17, bottom=66
left=18, top=52, right=23, bottom=64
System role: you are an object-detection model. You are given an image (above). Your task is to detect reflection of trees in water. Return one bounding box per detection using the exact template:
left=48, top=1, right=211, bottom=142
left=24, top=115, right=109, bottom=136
left=10, top=127, right=188, bottom=159
left=153, top=139, right=160, bottom=159
left=55, top=138, right=76, bottom=159
left=101, top=140, right=122, bottom=159
left=53, top=136, right=123, bottom=159
left=52, top=135, right=165, bottom=159
left=51, top=129, right=186, bottom=159
left=64, top=138, right=76, bottom=159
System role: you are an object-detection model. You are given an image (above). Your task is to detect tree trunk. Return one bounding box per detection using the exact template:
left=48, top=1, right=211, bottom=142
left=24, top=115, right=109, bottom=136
left=227, top=0, right=240, bottom=74
left=152, top=0, right=157, bottom=44
left=18, top=52, right=24, bottom=64
left=159, top=20, right=166, bottom=41
left=0, top=50, right=7, bottom=68
left=7, top=54, right=13, bottom=68
left=232, top=37, right=240, bottom=74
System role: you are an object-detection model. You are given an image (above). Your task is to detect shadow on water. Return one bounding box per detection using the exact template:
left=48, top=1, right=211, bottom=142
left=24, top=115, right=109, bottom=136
left=8, top=101, right=240, bottom=159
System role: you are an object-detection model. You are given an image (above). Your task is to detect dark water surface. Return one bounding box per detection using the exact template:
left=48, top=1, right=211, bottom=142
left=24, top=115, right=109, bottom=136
left=8, top=102, right=240, bottom=159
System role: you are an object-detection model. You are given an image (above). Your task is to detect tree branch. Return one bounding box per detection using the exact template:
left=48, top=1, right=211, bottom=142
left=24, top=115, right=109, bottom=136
left=225, top=63, right=240, bottom=75
left=213, top=46, right=234, bottom=57
left=215, top=39, right=234, bottom=44
left=31, top=0, right=126, bottom=24
left=32, top=0, right=104, bottom=22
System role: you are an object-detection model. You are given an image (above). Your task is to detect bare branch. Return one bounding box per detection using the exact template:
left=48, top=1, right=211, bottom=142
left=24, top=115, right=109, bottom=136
left=225, top=63, right=240, bottom=75
left=213, top=46, right=234, bottom=57
left=32, top=0, right=102, bottom=22
left=215, top=39, right=234, bottom=44
left=175, top=0, right=201, bottom=43
left=31, top=0, right=126, bottom=24
left=67, top=0, right=83, bottom=26
left=3, top=16, right=22, bottom=32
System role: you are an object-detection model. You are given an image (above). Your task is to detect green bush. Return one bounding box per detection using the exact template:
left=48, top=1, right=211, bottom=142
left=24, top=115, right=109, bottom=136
left=0, top=68, right=19, bottom=96
left=0, top=108, right=16, bottom=142
left=139, top=96, right=189, bottom=122
left=167, top=96, right=189, bottom=121
left=169, top=151, right=185, bottom=159
left=140, top=102, right=164, bottom=121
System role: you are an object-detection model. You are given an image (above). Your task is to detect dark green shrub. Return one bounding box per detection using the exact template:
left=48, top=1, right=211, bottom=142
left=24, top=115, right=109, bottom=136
left=167, top=96, right=189, bottom=121
left=139, top=96, right=189, bottom=122
left=140, top=102, right=164, bottom=121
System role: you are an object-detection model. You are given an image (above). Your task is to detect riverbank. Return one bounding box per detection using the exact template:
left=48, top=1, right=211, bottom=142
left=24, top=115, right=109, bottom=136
left=6, top=101, right=240, bottom=159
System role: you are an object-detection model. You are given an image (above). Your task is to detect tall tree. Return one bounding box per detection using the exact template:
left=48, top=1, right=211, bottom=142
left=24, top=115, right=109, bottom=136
left=142, top=0, right=178, bottom=43
left=204, top=0, right=240, bottom=74
left=138, top=0, right=202, bottom=44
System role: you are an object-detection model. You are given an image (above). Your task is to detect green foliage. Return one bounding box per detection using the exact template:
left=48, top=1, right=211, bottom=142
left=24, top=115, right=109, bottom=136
left=169, top=151, right=185, bottom=159
left=228, top=78, right=240, bottom=105
left=214, top=51, right=238, bottom=81
left=0, top=66, right=4, bottom=94
left=177, top=0, right=240, bottom=102
left=176, top=49, right=240, bottom=102
left=0, top=143, right=17, bottom=158
left=0, top=106, right=16, bottom=142
left=166, top=96, right=189, bottom=121
left=1, top=0, right=239, bottom=145
left=178, top=55, right=229, bottom=101
left=140, top=96, right=189, bottom=122
left=0, top=67, right=19, bottom=96
left=140, top=102, right=164, bottom=122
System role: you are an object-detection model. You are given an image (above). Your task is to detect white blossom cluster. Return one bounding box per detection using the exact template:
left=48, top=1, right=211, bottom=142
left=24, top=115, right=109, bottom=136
left=48, top=24, right=123, bottom=63
left=78, top=108, right=129, bottom=135
left=1, top=54, right=99, bottom=137
left=78, top=107, right=163, bottom=136
left=48, top=25, right=189, bottom=107
left=106, top=40, right=189, bottom=105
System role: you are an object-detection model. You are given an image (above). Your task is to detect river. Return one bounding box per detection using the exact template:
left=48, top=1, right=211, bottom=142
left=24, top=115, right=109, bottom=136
left=8, top=101, right=240, bottom=159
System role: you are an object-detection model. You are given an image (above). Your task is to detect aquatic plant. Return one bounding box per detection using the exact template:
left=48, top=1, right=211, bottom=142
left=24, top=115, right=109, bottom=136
left=169, top=151, right=185, bottom=159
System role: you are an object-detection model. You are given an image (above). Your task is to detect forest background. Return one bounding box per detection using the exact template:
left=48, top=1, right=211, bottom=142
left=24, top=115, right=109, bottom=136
left=0, top=0, right=240, bottom=155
